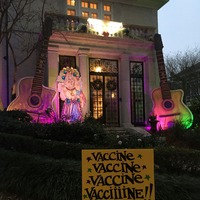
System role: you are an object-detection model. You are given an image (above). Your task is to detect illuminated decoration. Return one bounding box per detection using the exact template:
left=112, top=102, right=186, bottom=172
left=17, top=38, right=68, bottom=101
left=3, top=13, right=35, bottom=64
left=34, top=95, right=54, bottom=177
left=95, top=66, right=102, bottom=72
left=57, top=67, right=86, bottom=123
left=7, top=17, right=56, bottom=124
left=87, top=18, right=124, bottom=37
left=151, top=33, right=193, bottom=130
left=151, top=89, right=193, bottom=130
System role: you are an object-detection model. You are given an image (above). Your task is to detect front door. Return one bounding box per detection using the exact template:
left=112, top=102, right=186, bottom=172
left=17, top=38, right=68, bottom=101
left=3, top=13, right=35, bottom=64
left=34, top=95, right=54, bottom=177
left=89, top=58, right=119, bottom=126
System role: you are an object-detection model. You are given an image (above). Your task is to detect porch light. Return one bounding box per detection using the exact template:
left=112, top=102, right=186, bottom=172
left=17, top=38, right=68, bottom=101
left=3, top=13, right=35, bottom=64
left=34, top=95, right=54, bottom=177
left=87, top=18, right=124, bottom=36
left=95, top=66, right=102, bottom=72
left=95, top=59, right=102, bottom=72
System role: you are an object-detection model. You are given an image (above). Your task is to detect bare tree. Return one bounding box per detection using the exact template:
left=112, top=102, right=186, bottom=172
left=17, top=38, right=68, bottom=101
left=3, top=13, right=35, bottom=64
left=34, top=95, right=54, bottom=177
left=0, top=0, right=52, bottom=99
left=165, top=46, right=200, bottom=77
left=165, top=47, right=200, bottom=105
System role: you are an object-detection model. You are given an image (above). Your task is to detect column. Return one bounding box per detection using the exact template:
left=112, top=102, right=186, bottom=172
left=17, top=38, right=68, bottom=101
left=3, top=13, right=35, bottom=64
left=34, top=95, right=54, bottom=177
left=48, top=49, right=59, bottom=117
left=119, top=54, right=132, bottom=127
left=77, top=48, right=90, bottom=117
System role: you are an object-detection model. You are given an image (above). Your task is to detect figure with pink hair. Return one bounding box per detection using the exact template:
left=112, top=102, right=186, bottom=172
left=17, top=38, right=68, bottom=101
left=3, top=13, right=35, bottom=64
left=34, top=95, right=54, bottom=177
left=57, top=67, right=86, bottom=122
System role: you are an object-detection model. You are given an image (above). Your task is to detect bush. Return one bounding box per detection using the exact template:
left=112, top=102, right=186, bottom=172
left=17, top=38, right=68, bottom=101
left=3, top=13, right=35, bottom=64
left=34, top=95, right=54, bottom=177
left=0, top=111, right=105, bottom=145
left=0, top=132, right=98, bottom=160
left=155, top=147, right=200, bottom=176
left=156, top=122, right=200, bottom=150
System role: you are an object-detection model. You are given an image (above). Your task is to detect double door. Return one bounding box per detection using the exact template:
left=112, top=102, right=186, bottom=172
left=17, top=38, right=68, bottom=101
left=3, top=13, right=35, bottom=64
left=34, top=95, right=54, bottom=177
left=90, top=74, right=119, bottom=126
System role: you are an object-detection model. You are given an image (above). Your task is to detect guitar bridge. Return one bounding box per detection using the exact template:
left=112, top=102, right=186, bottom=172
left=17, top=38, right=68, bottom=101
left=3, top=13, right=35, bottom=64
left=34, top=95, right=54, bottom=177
left=159, top=113, right=180, bottom=118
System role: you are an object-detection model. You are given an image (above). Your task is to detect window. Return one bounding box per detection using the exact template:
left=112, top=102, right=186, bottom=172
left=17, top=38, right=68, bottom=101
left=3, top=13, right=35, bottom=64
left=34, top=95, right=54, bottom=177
left=104, top=14, right=111, bottom=21
left=82, top=11, right=89, bottom=18
left=90, top=3, right=97, bottom=9
left=67, top=0, right=75, bottom=6
left=81, top=1, right=88, bottom=8
left=91, top=13, right=98, bottom=19
left=130, top=62, right=145, bottom=126
left=104, top=5, right=111, bottom=12
left=67, top=9, right=76, bottom=16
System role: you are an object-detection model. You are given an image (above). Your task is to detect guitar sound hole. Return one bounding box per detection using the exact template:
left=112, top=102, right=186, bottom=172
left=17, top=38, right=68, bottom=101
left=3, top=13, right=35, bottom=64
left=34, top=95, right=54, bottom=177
left=29, top=95, right=41, bottom=107
left=163, top=100, right=174, bottom=110
left=30, top=96, right=40, bottom=106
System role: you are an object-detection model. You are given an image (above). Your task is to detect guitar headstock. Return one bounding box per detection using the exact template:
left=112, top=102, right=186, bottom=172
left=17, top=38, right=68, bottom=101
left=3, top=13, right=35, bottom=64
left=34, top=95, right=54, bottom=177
left=43, top=17, right=53, bottom=38
left=154, top=33, right=163, bottom=51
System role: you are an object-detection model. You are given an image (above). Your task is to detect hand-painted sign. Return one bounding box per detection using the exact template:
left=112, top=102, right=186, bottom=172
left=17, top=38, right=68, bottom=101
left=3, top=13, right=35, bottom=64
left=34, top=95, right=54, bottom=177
left=82, top=149, right=155, bottom=200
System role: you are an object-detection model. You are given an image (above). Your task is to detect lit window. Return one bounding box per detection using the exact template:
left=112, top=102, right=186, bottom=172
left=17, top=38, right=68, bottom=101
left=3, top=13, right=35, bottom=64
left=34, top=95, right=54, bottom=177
left=67, top=0, right=76, bottom=6
left=104, top=14, right=111, bottom=21
left=91, top=13, right=98, bottom=19
left=90, top=3, right=97, bottom=9
left=82, top=11, right=89, bottom=18
left=104, top=5, right=111, bottom=12
left=81, top=1, right=88, bottom=8
left=67, top=9, right=76, bottom=16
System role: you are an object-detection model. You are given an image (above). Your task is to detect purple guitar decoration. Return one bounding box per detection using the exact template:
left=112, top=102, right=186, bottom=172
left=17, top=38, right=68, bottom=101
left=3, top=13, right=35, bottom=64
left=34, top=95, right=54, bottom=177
left=7, top=17, right=56, bottom=123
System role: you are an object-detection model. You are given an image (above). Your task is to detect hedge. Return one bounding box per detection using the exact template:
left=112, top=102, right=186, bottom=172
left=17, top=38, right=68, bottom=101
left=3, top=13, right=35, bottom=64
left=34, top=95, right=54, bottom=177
left=1, top=132, right=200, bottom=176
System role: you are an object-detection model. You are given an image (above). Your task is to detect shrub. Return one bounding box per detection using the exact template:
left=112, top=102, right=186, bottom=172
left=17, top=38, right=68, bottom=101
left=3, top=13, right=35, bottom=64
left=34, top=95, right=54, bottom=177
left=155, top=147, right=200, bottom=176
left=0, top=111, right=105, bottom=145
left=0, top=132, right=98, bottom=160
left=156, top=122, right=200, bottom=150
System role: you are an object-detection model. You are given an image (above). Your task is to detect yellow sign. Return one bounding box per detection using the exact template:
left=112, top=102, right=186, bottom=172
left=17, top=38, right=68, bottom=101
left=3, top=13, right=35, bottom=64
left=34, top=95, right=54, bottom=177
left=82, top=149, right=155, bottom=200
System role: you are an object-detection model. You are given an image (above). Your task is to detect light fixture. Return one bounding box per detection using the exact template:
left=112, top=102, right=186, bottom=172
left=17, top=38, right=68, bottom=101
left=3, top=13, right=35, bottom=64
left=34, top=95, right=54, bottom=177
left=87, top=18, right=124, bottom=36
left=95, top=59, right=102, bottom=72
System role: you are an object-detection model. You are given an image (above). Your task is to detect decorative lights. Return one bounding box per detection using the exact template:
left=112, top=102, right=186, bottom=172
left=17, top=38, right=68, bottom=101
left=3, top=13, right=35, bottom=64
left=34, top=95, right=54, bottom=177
left=87, top=18, right=124, bottom=36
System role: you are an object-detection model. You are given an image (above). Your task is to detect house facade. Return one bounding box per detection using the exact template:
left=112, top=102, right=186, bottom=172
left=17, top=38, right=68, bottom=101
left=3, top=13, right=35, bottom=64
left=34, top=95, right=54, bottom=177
left=1, top=0, right=169, bottom=127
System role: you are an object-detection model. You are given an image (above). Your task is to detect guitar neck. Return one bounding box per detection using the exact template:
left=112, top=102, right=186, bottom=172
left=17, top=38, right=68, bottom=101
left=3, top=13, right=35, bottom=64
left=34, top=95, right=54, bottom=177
left=31, top=17, right=52, bottom=95
left=31, top=37, right=49, bottom=94
left=155, top=49, right=171, bottom=100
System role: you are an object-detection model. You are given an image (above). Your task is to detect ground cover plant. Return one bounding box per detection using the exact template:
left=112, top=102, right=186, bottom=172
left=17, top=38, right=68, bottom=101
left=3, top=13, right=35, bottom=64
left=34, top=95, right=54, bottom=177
left=0, top=110, right=200, bottom=200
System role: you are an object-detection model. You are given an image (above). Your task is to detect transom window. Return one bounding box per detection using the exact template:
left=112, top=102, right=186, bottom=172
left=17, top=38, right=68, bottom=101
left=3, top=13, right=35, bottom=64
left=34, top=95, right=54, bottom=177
left=104, top=5, right=111, bottom=12
left=82, top=11, right=89, bottom=18
left=67, top=9, right=76, bottom=16
left=67, top=0, right=75, bottom=6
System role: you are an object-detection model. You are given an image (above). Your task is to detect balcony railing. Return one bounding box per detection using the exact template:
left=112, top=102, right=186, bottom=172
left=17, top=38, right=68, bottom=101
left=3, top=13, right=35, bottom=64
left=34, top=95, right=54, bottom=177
left=46, top=12, right=155, bottom=41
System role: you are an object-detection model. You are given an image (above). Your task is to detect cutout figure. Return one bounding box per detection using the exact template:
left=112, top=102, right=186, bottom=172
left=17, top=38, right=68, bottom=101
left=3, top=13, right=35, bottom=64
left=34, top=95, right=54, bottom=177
left=57, top=67, right=86, bottom=122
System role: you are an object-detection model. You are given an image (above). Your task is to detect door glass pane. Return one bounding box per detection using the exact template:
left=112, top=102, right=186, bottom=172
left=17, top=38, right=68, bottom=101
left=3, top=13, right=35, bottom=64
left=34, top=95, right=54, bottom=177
left=105, top=76, right=118, bottom=126
left=90, top=75, right=103, bottom=122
